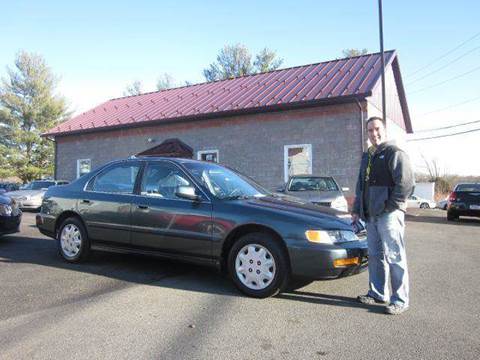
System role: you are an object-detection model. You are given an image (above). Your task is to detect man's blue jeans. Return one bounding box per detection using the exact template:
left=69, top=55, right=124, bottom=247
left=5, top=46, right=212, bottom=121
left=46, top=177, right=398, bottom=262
left=366, top=209, right=409, bottom=306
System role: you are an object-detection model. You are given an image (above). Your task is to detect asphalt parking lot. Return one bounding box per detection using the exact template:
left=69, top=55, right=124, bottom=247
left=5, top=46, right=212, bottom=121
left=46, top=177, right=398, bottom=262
left=0, top=210, right=479, bottom=360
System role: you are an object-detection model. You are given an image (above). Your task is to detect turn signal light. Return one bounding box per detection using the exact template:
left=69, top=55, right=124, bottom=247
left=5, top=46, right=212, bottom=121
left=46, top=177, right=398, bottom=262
left=333, top=257, right=360, bottom=268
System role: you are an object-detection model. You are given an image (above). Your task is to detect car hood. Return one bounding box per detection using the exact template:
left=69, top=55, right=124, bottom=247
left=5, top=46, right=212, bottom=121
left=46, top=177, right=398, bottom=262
left=285, top=190, right=342, bottom=202
left=7, top=189, right=45, bottom=198
left=240, top=194, right=351, bottom=227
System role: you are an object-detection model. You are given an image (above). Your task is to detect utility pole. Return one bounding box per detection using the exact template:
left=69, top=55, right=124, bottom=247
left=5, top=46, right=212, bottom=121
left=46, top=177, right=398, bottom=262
left=378, top=0, right=387, bottom=122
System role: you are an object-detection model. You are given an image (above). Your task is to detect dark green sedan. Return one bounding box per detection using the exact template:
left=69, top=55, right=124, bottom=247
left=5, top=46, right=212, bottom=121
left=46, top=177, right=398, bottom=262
left=37, top=157, right=367, bottom=298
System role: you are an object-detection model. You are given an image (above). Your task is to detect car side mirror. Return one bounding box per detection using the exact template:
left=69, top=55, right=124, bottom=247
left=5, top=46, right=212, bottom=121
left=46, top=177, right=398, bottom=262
left=175, top=186, right=201, bottom=201
left=342, top=187, right=350, bottom=192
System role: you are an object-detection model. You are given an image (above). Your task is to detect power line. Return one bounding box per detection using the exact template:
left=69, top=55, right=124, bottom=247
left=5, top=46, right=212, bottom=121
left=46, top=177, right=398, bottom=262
left=407, top=45, right=480, bottom=86
left=407, top=31, right=480, bottom=77
left=414, top=119, right=480, bottom=133
left=418, top=95, right=480, bottom=116
left=409, top=64, right=480, bottom=94
left=407, top=127, right=480, bottom=141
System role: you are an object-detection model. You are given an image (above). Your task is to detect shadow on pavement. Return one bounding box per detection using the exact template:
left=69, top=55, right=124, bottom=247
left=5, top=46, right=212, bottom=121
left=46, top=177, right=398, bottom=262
left=0, top=233, right=371, bottom=311
left=277, top=290, right=386, bottom=314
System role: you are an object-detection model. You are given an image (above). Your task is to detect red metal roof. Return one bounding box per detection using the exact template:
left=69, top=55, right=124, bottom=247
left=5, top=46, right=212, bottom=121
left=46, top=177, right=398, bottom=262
left=46, top=50, right=401, bottom=136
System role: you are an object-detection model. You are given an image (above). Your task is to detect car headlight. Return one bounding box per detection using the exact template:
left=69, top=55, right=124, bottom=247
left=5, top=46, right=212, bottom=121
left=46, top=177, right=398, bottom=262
left=0, top=204, right=13, bottom=216
left=331, top=196, right=348, bottom=211
left=305, top=229, right=359, bottom=244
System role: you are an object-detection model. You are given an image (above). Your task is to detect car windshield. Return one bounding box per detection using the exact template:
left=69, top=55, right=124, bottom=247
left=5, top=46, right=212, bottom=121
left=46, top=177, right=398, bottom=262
left=288, top=177, right=339, bottom=192
left=20, top=181, right=55, bottom=190
left=182, top=162, right=270, bottom=200
left=456, top=184, right=480, bottom=192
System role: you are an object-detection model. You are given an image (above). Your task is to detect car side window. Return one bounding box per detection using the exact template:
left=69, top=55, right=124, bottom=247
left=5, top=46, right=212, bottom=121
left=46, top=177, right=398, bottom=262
left=141, top=162, right=193, bottom=199
left=92, top=164, right=140, bottom=194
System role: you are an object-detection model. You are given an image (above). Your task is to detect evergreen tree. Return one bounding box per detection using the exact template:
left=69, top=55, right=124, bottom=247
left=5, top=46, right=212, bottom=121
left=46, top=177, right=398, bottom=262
left=0, top=51, right=69, bottom=182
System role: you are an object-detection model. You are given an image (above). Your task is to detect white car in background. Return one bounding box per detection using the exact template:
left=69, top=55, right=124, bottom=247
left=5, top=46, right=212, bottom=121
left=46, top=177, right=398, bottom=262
left=7, top=180, right=69, bottom=210
left=407, top=194, right=436, bottom=209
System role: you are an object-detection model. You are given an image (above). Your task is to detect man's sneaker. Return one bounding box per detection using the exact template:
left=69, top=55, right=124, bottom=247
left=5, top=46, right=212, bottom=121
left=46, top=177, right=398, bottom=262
left=385, top=303, right=409, bottom=315
left=357, top=294, right=387, bottom=305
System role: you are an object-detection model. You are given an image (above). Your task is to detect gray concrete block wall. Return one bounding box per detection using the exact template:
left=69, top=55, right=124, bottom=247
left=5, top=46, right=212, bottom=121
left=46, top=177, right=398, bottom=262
left=56, top=103, right=364, bottom=197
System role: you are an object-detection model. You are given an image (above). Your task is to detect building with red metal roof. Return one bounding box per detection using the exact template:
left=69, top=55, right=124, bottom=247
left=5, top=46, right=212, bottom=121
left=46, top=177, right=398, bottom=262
left=49, top=50, right=412, bottom=198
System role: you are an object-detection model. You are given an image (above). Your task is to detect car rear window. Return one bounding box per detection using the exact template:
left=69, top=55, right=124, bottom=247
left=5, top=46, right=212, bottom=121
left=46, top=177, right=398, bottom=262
left=288, top=177, right=339, bottom=192
left=455, top=184, right=480, bottom=192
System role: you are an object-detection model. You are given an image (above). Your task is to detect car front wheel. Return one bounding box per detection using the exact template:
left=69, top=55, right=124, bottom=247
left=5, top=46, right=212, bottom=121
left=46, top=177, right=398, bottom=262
left=420, top=203, right=430, bottom=209
left=57, top=217, right=90, bottom=262
left=228, top=233, right=290, bottom=298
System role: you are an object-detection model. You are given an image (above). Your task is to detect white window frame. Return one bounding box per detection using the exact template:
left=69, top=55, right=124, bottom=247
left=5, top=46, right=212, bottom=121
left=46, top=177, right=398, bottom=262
left=284, top=144, right=312, bottom=182
left=77, top=159, right=92, bottom=179
left=197, top=149, right=219, bottom=163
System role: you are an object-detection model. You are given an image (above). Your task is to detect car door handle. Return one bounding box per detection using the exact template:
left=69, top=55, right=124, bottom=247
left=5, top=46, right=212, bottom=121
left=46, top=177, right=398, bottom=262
left=137, top=204, right=149, bottom=210
left=81, top=199, right=91, bottom=204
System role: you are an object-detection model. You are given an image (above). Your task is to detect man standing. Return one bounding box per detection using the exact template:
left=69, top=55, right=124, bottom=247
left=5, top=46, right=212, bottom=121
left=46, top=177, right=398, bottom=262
left=352, top=117, right=415, bottom=315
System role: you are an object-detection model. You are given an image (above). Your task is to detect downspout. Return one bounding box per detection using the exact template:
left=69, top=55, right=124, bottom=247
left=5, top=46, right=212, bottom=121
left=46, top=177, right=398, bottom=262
left=354, top=99, right=365, bottom=153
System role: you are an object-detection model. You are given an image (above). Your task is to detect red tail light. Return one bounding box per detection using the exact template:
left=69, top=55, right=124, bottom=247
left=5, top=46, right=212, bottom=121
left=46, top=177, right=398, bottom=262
left=448, top=192, right=457, bottom=202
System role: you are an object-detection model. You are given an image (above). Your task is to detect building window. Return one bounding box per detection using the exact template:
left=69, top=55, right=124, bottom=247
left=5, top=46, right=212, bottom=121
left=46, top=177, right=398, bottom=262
left=197, top=150, right=219, bottom=163
left=284, top=144, right=312, bottom=182
left=77, top=159, right=91, bottom=178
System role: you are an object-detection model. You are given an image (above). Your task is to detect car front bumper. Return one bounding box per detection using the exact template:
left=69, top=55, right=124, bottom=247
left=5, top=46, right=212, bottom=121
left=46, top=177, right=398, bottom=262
left=287, top=240, right=368, bottom=279
left=0, top=213, right=22, bottom=236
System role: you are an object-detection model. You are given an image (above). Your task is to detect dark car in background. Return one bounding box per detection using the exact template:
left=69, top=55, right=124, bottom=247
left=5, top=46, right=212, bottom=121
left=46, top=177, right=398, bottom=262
left=0, top=183, right=20, bottom=194
left=37, top=158, right=367, bottom=298
left=0, top=193, right=22, bottom=236
left=277, top=175, right=349, bottom=212
left=447, top=183, right=480, bottom=221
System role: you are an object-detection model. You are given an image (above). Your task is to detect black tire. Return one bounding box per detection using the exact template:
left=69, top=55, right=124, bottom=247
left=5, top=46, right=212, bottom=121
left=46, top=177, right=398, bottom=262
left=228, top=232, right=290, bottom=298
left=57, top=217, right=90, bottom=263
left=420, top=203, right=429, bottom=209
left=447, top=212, right=458, bottom=221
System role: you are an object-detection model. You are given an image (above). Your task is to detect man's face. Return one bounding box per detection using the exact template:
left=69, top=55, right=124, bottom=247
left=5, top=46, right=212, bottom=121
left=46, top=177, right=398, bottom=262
left=367, top=119, right=386, bottom=147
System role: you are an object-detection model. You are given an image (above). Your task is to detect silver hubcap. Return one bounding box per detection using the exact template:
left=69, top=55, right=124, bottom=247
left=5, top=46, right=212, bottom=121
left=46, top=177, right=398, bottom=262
left=235, top=244, right=276, bottom=290
left=60, top=224, right=82, bottom=258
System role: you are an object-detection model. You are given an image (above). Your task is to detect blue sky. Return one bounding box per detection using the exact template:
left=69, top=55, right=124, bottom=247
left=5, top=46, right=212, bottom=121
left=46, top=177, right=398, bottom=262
left=1, top=1, right=479, bottom=175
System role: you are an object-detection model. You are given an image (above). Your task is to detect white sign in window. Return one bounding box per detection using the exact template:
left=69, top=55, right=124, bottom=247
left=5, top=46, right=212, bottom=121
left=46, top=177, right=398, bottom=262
left=284, top=144, right=312, bottom=182
left=198, top=150, right=219, bottom=163
left=77, top=159, right=91, bottom=178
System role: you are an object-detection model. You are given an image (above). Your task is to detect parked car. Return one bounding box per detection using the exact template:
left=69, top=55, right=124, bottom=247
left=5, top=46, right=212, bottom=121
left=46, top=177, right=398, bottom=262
left=0, top=183, right=20, bottom=194
left=407, top=195, right=436, bottom=209
left=447, top=183, right=480, bottom=221
left=36, top=158, right=368, bottom=298
left=436, top=197, right=449, bottom=210
left=0, top=193, right=22, bottom=236
left=276, top=175, right=349, bottom=212
left=8, top=180, right=69, bottom=210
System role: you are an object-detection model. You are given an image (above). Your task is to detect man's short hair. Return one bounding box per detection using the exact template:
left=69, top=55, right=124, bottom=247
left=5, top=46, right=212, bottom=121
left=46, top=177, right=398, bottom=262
left=366, top=116, right=385, bottom=127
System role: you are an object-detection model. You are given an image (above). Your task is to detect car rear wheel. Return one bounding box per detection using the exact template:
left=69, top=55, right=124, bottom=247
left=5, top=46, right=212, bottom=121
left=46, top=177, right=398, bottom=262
left=228, top=233, right=290, bottom=298
left=57, top=217, right=90, bottom=262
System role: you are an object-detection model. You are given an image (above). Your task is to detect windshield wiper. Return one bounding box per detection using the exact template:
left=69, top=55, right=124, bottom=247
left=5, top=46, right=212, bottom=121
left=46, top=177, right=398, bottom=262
left=223, top=195, right=253, bottom=200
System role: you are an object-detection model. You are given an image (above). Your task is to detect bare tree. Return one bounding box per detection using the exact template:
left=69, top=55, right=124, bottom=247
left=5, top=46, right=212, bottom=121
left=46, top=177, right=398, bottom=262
left=123, top=80, right=143, bottom=96
left=342, top=48, right=368, bottom=58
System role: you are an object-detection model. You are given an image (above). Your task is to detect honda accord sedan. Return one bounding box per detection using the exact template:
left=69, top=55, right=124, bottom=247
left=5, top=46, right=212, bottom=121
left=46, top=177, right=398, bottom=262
left=37, top=157, right=367, bottom=298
